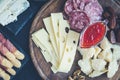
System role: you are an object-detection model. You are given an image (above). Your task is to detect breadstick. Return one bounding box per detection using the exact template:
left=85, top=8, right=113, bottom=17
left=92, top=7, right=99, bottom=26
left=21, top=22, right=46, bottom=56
left=5, top=40, right=25, bottom=60
left=0, top=54, right=13, bottom=68
left=6, top=68, right=16, bottom=76
left=0, top=42, right=21, bottom=68
left=0, top=68, right=10, bottom=80
left=0, top=33, right=24, bottom=60
left=0, top=65, right=16, bottom=76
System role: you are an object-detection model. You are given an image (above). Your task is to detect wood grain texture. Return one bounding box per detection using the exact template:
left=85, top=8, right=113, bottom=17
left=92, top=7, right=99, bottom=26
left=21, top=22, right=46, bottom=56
left=29, top=0, right=120, bottom=80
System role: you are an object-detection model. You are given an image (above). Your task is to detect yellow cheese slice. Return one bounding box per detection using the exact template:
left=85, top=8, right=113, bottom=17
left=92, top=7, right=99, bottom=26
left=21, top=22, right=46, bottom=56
left=32, top=28, right=59, bottom=68
left=43, top=17, right=59, bottom=58
left=51, top=13, right=63, bottom=54
left=32, top=35, right=52, bottom=62
left=59, top=20, right=70, bottom=61
left=57, top=30, right=80, bottom=73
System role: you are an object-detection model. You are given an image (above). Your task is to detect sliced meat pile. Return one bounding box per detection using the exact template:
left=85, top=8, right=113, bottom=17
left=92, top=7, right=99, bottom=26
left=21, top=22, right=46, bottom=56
left=64, top=0, right=103, bottom=32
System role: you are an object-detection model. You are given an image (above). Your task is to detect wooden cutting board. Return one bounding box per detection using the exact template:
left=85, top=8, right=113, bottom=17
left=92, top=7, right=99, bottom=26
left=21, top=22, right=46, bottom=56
left=29, top=0, right=120, bottom=80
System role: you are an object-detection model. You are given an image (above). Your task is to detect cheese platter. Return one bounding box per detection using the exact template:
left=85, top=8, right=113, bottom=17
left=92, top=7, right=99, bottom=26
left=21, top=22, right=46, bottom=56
left=29, top=0, right=120, bottom=80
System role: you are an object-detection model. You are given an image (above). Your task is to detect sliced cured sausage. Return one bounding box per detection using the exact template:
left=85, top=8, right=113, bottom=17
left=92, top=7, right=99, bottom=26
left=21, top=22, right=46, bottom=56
left=85, top=1, right=103, bottom=24
left=64, top=0, right=75, bottom=15
left=69, top=10, right=90, bottom=32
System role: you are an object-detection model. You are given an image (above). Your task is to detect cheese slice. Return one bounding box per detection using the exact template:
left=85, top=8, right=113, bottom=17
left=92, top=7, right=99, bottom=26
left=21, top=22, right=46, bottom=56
left=0, top=0, right=12, bottom=13
left=0, top=9, right=17, bottom=26
left=32, top=28, right=59, bottom=68
left=59, top=20, right=70, bottom=61
left=32, top=36, right=52, bottom=62
left=8, top=0, right=30, bottom=16
left=51, top=13, right=63, bottom=53
left=57, top=30, right=80, bottom=73
left=0, top=0, right=29, bottom=26
left=43, top=17, right=58, bottom=58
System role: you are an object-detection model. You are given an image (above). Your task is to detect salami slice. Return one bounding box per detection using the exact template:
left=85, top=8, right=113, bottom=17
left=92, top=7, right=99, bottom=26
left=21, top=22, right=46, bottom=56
left=64, top=0, right=75, bottom=15
left=73, top=0, right=82, bottom=10
left=69, top=10, right=90, bottom=32
left=85, top=1, right=103, bottom=23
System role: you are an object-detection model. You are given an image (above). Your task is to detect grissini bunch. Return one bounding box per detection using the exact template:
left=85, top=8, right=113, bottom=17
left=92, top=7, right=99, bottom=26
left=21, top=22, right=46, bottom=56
left=0, top=68, right=10, bottom=80
left=0, top=42, right=21, bottom=68
left=0, top=33, right=25, bottom=80
left=0, top=54, right=13, bottom=68
left=0, top=33, right=25, bottom=60
left=0, top=54, right=16, bottom=75
left=0, top=65, right=16, bottom=76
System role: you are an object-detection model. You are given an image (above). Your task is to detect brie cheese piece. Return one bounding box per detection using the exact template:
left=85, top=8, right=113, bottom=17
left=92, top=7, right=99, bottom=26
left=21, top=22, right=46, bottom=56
left=78, top=59, right=92, bottom=75
left=8, top=0, right=30, bottom=16
left=0, top=0, right=12, bottom=13
left=78, top=47, right=95, bottom=59
left=94, top=46, right=101, bottom=59
left=107, top=60, right=119, bottom=78
left=91, top=59, right=107, bottom=71
left=57, top=30, right=80, bottom=73
left=0, top=0, right=29, bottom=26
left=0, top=9, right=17, bottom=26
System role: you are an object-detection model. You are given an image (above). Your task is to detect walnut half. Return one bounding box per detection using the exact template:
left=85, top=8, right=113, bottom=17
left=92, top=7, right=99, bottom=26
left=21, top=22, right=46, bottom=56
left=68, top=70, right=85, bottom=80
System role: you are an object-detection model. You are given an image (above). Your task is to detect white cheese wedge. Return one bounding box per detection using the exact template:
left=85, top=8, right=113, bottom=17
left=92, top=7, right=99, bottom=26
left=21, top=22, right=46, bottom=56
left=51, top=13, right=63, bottom=53
left=78, top=59, right=92, bottom=75
left=59, top=20, right=70, bottom=61
left=0, top=9, right=17, bottom=26
left=0, top=0, right=29, bottom=26
left=32, top=28, right=59, bottom=68
left=107, top=60, right=119, bottom=78
left=0, top=0, right=12, bottom=13
left=91, top=59, right=107, bottom=71
left=100, top=37, right=112, bottom=50
left=112, top=45, right=120, bottom=60
left=57, top=30, right=80, bottom=73
left=43, top=17, right=58, bottom=58
left=94, top=46, right=102, bottom=59
left=8, top=0, right=30, bottom=16
left=98, top=50, right=112, bottom=62
left=77, top=47, right=95, bottom=59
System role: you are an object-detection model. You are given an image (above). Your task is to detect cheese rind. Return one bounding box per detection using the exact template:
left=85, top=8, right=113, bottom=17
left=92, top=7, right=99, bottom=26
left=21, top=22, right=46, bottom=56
left=57, top=30, right=80, bottom=73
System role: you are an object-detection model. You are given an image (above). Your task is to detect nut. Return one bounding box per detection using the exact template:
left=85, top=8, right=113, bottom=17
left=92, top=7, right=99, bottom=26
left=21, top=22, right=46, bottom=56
left=68, top=76, right=74, bottom=80
left=102, top=7, right=116, bottom=29
left=68, top=70, right=85, bottom=80
left=77, top=75, right=85, bottom=80
left=73, top=70, right=81, bottom=76
left=116, top=29, right=120, bottom=43
left=107, top=30, right=116, bottom=43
